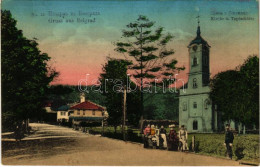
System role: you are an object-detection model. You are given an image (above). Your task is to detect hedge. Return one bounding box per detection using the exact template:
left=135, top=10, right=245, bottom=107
left=187, top=134, right=259, bottom=161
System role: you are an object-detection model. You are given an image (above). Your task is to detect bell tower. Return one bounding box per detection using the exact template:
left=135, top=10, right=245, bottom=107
left=179, top=15, right=215, bottom=133
left=187, top=15, right=210, bottom=88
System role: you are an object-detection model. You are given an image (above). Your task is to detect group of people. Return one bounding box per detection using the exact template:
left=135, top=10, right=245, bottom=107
left=143, top=124, right=189, bottom=151
left=143, top=123, right=235, bottom=159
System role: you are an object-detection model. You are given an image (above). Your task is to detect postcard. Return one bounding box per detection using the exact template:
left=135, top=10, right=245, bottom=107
left=1, top=0, right=259, bottom=166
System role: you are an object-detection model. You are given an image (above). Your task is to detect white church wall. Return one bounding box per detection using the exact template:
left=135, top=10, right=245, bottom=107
left=179, top=93, right=213, bottom=133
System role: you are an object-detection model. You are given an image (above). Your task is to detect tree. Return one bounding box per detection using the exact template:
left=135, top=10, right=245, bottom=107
left=238, top=55, right=259, bottom=128
left=100, top=58, right=132, bottom=131
left=125, top=89, right=142, bottom=127
left=210, top=70, right=242, bottom=123
left=115, top=15, right=184, bottom=122
left=210, top=55, right=259, bottom=131
left=1, top=10, right=58, bottom=131
left=143, top=88, right=179, bottom=120
left=46, top=85, right=76, bottom=110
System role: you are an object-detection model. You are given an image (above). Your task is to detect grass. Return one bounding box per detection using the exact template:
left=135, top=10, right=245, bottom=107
left=89, top=126, right=259, bottom=162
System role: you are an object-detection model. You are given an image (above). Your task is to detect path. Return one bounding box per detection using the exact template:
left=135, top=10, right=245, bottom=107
left=2, top=123, right=241, bottom=166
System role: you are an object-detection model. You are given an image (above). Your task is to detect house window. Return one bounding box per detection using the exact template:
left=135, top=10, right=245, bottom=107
left=193, top=102, right=197, bottom=109
left=193, top=57, right=198, bottom=66
left=92, top=110, right=95, bottom=115
left=183, top=102, right=187, bottom=111
left=77, top=110, right=80, bottom=115
left=83, top=110, right=86, bottom=115
left=193, top=78, right=197, bottom=88
left=193, top=120, right=198, bottom=130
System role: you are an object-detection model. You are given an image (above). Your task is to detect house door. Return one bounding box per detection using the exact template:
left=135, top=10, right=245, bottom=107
left=193, top=120, right=198, bottom=130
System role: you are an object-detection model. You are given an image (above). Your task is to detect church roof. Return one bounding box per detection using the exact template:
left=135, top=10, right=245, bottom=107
left=188, top=26, right=210, bottom=47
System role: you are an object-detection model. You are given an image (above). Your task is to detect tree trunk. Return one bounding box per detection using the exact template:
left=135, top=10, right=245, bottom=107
left=243, top=125, right=246, bottom=135
left=139, top=115, right=144, bottom=132
left=238, top=123, right=241, bottom=134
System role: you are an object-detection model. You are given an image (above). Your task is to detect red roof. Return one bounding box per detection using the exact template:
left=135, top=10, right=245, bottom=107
left=70, top=101, right=104, bottom=111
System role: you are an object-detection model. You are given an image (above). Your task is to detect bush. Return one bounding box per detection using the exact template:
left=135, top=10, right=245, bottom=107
left=188, top=133, right=259, bottom=161
left=234, top=135, right=259, bottom=160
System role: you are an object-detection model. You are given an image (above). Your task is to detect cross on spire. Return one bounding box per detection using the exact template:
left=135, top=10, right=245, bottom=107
left=196, top=14, right=201, bottom=37
left=196, top=14, right=200, bottom=26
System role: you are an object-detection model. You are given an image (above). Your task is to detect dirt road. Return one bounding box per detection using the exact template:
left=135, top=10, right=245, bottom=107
left=2, top=123, right=241, bottom=166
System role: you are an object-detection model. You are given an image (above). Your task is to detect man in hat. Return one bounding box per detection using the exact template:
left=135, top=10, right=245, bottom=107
left=224, top=124, right=234, bottom=159
left=178, top=125, right=188, bottom=151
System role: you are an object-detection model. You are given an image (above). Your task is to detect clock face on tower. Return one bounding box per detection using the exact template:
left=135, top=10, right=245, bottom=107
left=192, top=45, right=198, bottom=51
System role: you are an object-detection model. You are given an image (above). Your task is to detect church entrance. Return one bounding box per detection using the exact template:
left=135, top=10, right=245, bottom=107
left=193, top=120, right=198, bottom=130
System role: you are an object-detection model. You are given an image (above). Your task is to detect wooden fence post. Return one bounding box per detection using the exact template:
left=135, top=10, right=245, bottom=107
left=192, top=135, right=195, bottom=152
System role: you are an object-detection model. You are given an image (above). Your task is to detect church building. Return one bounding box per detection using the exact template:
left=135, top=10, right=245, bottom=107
left=179, top=21, right=218, bottom=132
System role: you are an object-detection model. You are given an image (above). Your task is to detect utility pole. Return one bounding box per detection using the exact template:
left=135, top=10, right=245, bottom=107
left=122, top=86, right=127, bottom=141
left=102, top=118, right=104, bottom=136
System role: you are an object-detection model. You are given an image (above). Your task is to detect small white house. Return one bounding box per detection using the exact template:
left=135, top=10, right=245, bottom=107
left=57, top=105, right=71, bottom=123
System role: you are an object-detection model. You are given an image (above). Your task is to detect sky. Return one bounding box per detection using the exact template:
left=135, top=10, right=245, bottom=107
left=2, top=0, right=259, bottom=86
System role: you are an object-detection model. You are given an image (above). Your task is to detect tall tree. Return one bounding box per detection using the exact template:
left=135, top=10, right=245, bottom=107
left=115, top=15, right=184, bottom=122
left=210, top=55, right=259, bottom=130
left=100, top=58, right=131, bottom=131
left=238, top=55, right=259, bottom=128
left=1, top=10, right=58, bottom=130
left=210, top=70, right=242, bottom=122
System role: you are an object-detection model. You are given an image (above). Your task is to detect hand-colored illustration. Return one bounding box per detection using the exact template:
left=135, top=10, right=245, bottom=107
left=1, top=0, right=259, bottom=166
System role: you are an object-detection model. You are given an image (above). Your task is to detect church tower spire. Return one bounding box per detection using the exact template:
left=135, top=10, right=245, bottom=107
left=196, top=14, right=201, bottom=37
left=188, top=14, right=209, bottom=47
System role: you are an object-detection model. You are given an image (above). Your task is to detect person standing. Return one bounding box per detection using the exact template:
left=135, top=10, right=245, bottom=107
left=159, top=125, right=167, bottom=149
left=14, top=125, right=22, bottom=142
left=150, top=125, right=155, bottom=136
left=178, top=125, right=188, bottom=151
left=168, top=124, right=178, bottom=150
left=143, top=124, right=151, bottom=136
left=143, top=124, right=151, bottom=148
left=224, top=124, right=234, bottom=159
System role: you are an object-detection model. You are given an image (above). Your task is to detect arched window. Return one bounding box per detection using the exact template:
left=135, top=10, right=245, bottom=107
left=193, top=78, right=197, bottom=88
left=193, top=120, right=198, bottom=130
left=193, top=102, right=197, bottom=108
left=193, top=57, right=198, bottom=66
left=183, top=102, right=187, bottom=111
